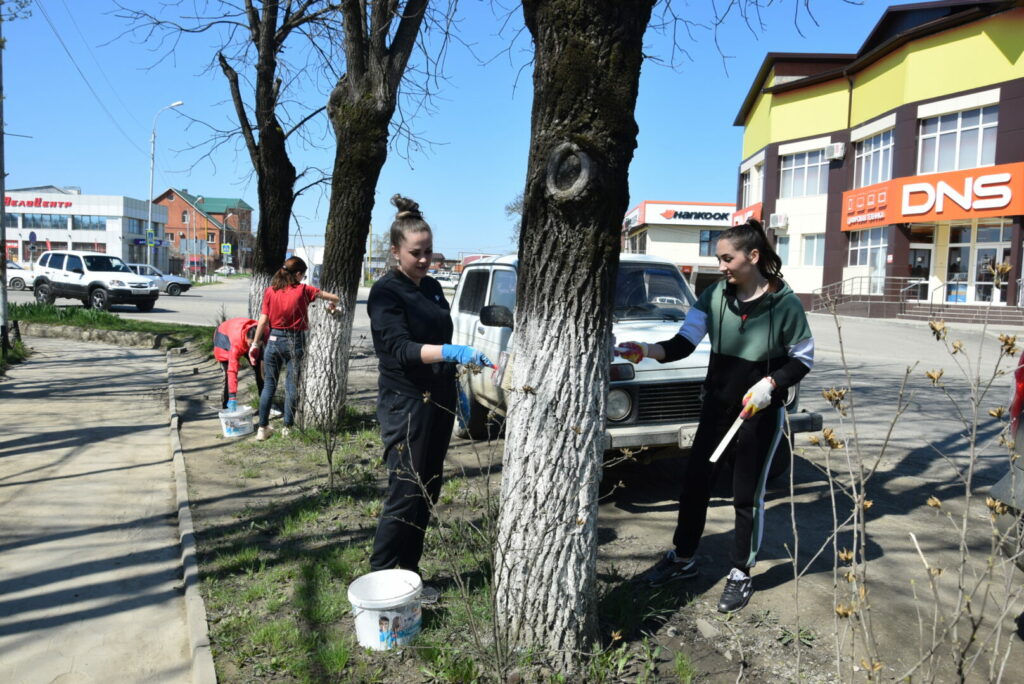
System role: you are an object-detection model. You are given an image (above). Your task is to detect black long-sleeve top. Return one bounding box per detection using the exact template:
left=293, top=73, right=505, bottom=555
left=367, top=269, right=455, bottom=397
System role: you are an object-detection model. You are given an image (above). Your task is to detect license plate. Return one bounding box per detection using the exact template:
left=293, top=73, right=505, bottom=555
left=132, top=288, right=150, bottom=295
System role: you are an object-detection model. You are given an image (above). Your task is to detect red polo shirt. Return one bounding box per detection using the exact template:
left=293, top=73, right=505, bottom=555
left=260, top=284, right=320, bottom=331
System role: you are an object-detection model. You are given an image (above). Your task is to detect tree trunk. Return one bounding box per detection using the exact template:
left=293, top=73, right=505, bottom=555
left=301, top=93, right=392, bottom=427
left=494, top=0, right=654, bottom=668
left=247, top=105, right=297, bottom=317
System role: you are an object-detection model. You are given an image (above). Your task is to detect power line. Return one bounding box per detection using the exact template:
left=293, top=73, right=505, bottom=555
left=35, top=0, right=147, bottom=156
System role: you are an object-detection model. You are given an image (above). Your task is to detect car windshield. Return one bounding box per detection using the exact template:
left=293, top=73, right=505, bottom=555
left=84, top=255, right=132, bottom=273
left=613, top=263, right=695, bottom=321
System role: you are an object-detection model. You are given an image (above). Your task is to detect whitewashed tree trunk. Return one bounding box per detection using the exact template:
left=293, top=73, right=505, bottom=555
left=248, top=271, right=272, bottom=319
left=494, top=0, right=654, bottom=669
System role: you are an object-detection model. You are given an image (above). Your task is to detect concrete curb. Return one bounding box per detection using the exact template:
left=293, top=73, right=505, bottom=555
left=165, top=350, right=218, bottom=684
left=17, top=321, right=180, bottom=349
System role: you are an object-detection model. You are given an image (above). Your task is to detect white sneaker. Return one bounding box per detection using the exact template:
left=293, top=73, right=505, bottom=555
left=281, top=427, right=291, bottom=438
left=255, top=426, right=273, bottom=441
left=269, top=408, right=283, bottom=419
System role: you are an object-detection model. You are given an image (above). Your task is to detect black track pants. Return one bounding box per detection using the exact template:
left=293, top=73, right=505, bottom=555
left=673, top=402, right=785, bottom=571
left=370, top=387, right=456, bottom=573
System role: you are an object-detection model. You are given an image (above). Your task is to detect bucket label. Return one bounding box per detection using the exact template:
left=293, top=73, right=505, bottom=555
left=373, top=604, right=422, bottom=649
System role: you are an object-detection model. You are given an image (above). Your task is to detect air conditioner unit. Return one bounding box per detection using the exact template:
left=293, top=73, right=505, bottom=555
left=824, top=142, right=847, bottom=161
left=768, top=213, right=789, bottom=230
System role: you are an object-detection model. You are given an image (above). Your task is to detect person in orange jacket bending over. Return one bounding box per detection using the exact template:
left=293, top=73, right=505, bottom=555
left=213, top=317, right=267, bottom=411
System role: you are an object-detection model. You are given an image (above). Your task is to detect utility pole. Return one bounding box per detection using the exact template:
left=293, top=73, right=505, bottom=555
left=1, top=8, right=10, bottom=362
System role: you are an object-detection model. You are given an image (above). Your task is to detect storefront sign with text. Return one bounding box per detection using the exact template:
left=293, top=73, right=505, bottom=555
left=842, top=162, right=1024, bottom=230
left=731, top=202, right=763, bottom=226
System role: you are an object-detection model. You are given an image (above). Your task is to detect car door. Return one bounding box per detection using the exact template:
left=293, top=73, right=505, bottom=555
left=45, top=253, right=68, bottom=295
left=63, top=254, right=87, bottom=298
left=144, top=265, right=167, bottom=289
left=450, top=266, right=492, bottom=402
left=475, top=266, right=516, bottom=408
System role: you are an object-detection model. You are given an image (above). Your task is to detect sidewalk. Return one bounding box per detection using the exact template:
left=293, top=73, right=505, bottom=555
left=0, top=338, right=192, bottom=683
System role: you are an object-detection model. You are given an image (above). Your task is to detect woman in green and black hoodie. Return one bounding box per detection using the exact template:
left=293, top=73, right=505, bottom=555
left=617, top=218, right=814, bottom=613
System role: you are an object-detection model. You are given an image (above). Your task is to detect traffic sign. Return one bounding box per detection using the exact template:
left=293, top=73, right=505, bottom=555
left=221, top=243, right=232, bottom=255
left=28, top=231, right=36, bottom=244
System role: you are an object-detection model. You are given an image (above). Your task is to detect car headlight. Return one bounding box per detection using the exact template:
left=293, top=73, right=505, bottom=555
left=110, top=280, right=126, bottom=287
left=606, top=388, right=632, bottom=422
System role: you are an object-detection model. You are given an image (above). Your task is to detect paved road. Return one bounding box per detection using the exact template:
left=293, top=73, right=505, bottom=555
left=0, top=338, right=191, bottom=683
left=8, top=278, right=373, bottom=333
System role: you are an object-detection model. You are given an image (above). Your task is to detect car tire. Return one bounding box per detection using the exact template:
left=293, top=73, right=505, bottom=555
left=9, top=277, right=25, bottom=291
left=89, top=288, right=111, bottom=311
left=136, top=299, right=156, bottom=312
left=167, top=284, right=181, bottom=296
left=34, top=282, right=56, bottom=305
left=455, top=381, right=498, bottom=441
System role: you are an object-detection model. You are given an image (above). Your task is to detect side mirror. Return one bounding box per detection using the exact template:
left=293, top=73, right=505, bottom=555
left=72, top=268, right=84, bottom=275
left=480, top=305, right=514, bottom=330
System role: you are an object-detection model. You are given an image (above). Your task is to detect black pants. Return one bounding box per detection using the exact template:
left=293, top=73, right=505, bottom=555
left=673, top=401, right=785, bottom=571
left=220, top=359, right=264, bottom=410
left=370, top=386, right=456, bottom=573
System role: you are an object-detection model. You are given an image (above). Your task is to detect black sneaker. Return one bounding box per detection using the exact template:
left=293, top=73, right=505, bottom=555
left=638, top=550, right=698, bottom=586
left=717, top=568, right=753, bottom=613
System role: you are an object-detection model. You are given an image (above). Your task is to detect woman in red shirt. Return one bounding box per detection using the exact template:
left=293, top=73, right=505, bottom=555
left=250, top=256, right=339, bottom=440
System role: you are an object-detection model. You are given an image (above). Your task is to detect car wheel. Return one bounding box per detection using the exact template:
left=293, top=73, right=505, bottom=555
left=455, top=381, right=498, bottom=441
left=34, top=282, right=56, bottom=305
left=9, top=277, right=25, bottom=291
left=136, top=299, right=156, bottom=312
left=167, top=283, right=182, bottom=296
left=89, top=288, right=111, bottom=311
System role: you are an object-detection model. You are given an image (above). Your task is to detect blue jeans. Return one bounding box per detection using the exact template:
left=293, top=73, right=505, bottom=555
left=258, top=331, right=305, bottom=427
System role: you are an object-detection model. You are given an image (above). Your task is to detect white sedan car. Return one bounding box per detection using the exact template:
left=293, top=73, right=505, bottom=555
left=128, top=263, right=193, bottom=296
left=5, top=260, right=32, bottom=291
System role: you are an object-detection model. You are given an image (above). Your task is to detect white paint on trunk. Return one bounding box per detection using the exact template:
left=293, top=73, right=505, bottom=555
left=300, top=288, right=358, bottom=429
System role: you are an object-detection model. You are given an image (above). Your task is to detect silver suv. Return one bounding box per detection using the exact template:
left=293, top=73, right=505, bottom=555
left=450, top=254, right=821, bottom=467
left=33, top=250, right=160, bottom=312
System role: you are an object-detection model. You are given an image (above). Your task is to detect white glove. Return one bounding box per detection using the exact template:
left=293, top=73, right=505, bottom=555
left=614, top=342, right=648, bottom=364
left=740, top=377, right=775, bottom=419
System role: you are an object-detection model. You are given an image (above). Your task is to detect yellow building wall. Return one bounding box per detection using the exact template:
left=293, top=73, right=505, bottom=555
left=740, top=8, right=1024, bottom=153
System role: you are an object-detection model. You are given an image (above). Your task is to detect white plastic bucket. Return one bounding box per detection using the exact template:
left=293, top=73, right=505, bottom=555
left=218, top=406, right=254, bottom=438
left=347, top=569, right=423, bottom=650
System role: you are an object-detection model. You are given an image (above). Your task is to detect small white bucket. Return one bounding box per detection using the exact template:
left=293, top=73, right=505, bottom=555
left=218, top=406, right=254, bottom=438
left=347, top=569, right=423, bottom=650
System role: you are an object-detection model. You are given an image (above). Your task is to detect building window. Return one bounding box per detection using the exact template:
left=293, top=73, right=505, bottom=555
left=854, top=130, right=893, bottom=188
left=207, top=231, right=216, bottom=242
left=181, top=211, right=189, bottom=223
left=741, top=164, right=762, bottom=207
left=848, top=227, right=888, bottom=266
left=4, top=213, right=17, bottom=228
left=918, top=105, right=998, bottom=174
left=780, top=150, right=828, bottom=198
left=126, top=218, right=145, bottom=233
left=72, top=215, right=107, bottom=230
left=777, top=236, right=790, bottom=266
left=23, top=214, right=69, bottom=230
left=699, top=230, right=722, bottom=257
left=72, top=242, right=106, bottom=253
left=802, top=234, right=825, bottom=267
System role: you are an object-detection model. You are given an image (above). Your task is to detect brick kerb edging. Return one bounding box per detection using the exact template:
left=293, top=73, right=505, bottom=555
left=165, top=351, right=218, bottom=684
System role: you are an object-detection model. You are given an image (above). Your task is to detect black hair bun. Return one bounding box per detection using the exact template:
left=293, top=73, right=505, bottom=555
left=391, top=194, right=421, bottom=217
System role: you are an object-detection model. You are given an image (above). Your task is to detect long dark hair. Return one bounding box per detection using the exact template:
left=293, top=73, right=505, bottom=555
left=719, top=218, right=784, bottom=289
left=270, top=256, right=307, bottom=291
left=389, top=194, right=432, bottom=249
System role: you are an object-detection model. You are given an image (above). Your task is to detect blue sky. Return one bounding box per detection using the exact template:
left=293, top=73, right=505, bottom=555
left=6, top=0, right=891, bottom=259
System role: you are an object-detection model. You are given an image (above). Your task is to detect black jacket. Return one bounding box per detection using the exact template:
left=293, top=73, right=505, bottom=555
left=368, top=269, right=455, bottom=397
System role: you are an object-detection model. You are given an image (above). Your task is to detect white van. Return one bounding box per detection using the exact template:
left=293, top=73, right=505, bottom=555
left=450, top=254, right=822, bottom=464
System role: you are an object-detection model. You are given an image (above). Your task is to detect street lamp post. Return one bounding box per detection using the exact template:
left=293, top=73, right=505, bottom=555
left=146, top=100, right=184, bottom=267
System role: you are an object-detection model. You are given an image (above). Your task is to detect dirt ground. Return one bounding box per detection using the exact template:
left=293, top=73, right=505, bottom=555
left=170, top=340, right=1022, bottom=682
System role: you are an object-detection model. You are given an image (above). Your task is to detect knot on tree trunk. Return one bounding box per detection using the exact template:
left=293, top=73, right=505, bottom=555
left=545, top=142, right=592, bottom=201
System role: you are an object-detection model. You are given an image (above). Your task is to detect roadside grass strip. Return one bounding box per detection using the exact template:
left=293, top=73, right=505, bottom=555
left=10, top=302, right=216, bottom=353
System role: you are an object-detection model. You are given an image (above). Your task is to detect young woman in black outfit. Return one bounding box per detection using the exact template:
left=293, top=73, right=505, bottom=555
left=367, top=195, right=492, bottom=603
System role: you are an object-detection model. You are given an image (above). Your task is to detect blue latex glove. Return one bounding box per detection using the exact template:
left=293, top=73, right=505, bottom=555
left=441, top=344, right=494, bottom=368
left=226, top=399, right=238, bottom=411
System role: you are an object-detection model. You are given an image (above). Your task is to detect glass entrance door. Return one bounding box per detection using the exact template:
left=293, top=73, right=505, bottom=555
left=909, top=247, right=932, bottom=300
left=973, top=245, right=1011, bottom=303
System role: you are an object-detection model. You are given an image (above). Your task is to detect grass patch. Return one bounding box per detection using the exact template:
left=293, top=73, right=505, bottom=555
left=0, top=338, right=31, bottom=374
left=10, top=302, right=215, bottom=353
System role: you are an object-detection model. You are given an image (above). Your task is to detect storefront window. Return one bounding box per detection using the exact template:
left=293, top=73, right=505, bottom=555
left=72, top=242, right=106, bottom=253
left=22, top=214, right=69, bottom=230
left=72, top=215, right=108, bottom=230
left=699, top=230, right=722, bottom=257
left=848, top=227, right=888, bottom=266
left=918, top=105, right=998, bottom=174
left=780, top=150, right=829, bottom=198
left=4, top=213, right=17, bottom=228
left=854, top=129, right=893, bottom=188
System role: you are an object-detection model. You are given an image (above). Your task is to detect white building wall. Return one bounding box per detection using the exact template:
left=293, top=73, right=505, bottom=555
left=774, top=194, right=828, bottom=294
